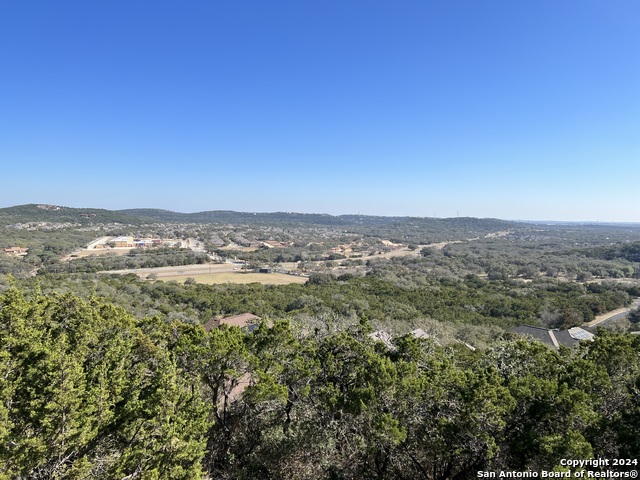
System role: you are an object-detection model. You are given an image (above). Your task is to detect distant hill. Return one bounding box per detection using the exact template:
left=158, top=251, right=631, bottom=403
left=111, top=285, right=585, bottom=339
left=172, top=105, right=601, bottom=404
left=0, top=204, right=153, bottom=226
left=0, top=205, right=520, bottom=237
left=117, top=208, right=408, bottom=226
left=117, top=209, right=518, bottom=230
left=344, top=216, right=520, bottom=244
left=116, top=210, right=524, bottom=243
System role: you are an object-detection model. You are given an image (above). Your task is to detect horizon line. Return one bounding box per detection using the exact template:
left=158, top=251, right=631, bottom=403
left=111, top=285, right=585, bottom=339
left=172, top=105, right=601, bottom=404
left=2, top=203, right=640, bottom=226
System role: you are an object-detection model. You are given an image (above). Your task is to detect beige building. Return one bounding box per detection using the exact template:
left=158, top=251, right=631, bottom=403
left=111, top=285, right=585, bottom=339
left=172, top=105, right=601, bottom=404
left=112, top=236, right=134, bottom=248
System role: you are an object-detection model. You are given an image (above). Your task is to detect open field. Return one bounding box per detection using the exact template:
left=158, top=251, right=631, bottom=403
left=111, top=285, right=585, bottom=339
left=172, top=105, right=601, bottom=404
left=71, top=248, right=133, bottom=257
left=62, top=247, right=134, bottom=262
left=218, top=241, right=261, bottom=253
left=157, top=272, right=308, bottom=285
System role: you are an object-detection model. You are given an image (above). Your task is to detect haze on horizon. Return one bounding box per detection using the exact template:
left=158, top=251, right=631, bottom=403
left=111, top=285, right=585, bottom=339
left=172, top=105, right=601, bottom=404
left=1, top=1, right=638, bottom=222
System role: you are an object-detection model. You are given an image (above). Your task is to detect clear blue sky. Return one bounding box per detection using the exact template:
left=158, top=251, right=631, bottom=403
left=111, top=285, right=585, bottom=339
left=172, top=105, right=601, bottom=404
left=1, top=1, right=638, bottom=221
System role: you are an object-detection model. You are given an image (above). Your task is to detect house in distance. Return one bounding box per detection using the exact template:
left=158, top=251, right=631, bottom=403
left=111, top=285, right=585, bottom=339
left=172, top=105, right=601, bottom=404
left=203, top=313, right=261, bottom=333
left=511, top=325, right=595, bottom=349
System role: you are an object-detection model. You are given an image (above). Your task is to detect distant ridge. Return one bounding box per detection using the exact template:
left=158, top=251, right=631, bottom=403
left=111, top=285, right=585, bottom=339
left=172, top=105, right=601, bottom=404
left=518, top=220, right=640, bottom=227
left=117, top=208, right=406, bottom=226
left=0, top=204, right=153, bottom=225
left=116, top=208, right=518, bottom=230
left=0, top=204, right=518, bottom=232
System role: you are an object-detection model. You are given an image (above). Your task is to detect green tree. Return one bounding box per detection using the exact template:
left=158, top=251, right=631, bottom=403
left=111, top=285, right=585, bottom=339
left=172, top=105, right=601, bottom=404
left=0, top=288, right=209, bottom=479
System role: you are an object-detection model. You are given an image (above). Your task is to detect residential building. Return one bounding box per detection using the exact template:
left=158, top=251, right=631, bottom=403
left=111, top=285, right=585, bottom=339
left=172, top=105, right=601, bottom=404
left=511, top=325, right=595, bottom=349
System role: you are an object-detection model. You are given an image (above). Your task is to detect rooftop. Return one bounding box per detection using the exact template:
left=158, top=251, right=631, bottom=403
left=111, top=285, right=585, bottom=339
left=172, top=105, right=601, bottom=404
left=511, top=325, right=595, bottom=349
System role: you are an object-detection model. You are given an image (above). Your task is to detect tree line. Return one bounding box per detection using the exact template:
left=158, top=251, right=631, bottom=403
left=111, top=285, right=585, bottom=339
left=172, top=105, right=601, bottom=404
left=1, top=288, right=639, bottom=479
left=8, top=271, right=636, bottom=344
left=40, top=247, right=209, bottom=274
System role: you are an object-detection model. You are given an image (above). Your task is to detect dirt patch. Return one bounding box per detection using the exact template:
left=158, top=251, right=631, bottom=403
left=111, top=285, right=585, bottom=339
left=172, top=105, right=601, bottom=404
left=157, top=272, right=308, bottom=285
left=72, top=248, right=133, bottom=258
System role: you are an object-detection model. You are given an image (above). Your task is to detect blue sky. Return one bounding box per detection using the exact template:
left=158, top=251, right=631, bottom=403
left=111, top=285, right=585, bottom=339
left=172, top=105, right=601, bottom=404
left=1, top=1, right=638, bottom=221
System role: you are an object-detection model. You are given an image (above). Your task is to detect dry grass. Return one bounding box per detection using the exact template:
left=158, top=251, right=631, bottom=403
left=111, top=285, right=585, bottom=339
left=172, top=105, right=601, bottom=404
left=218, top=245, right=261, bottom=252
left=157, top=272, right=308, bottom=285
left=71, top=248, right=133, bottom=258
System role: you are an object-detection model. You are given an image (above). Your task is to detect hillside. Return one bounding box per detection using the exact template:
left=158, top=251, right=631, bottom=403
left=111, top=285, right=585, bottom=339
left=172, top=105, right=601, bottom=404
left=0, top=204, right=521, bottom=233
left=0, top=204, right=152, bottom=226
left=2, top=286, right=639, bottom=479
left=118, top=208, right=408, bottom=226
left=118, top=208, right=520, bottom=238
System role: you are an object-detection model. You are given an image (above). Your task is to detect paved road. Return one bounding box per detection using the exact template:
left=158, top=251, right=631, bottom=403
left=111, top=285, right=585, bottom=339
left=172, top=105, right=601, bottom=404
left=586, top=298, right=640, bottom=328
left=86, top=236, right=112, bottom=249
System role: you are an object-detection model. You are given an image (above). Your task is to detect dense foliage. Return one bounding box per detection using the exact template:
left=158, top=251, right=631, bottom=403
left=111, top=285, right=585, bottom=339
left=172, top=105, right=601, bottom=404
left=2, top=205, right=640, bottom=477
left=0, top=204, right=151, bottom=225
left=4, top=271, right=635, bottom=347
left=0, top=228, right=97, bottom=276
left=580, top=241, right=640, bottom=263
left=41, top=248, right=209, bottom=274
left=1, top=288, right=639, bottom=479
left=0, top=288, right=208, bottom=479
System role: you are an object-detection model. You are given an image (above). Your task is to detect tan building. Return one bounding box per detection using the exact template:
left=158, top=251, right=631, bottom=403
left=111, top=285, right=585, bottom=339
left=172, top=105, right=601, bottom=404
left=112, top=236, right=134, bottom=248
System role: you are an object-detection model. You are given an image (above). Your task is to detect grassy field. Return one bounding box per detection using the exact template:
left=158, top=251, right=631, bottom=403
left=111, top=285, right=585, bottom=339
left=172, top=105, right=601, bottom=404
left=156, top=272, right=309, bottom=285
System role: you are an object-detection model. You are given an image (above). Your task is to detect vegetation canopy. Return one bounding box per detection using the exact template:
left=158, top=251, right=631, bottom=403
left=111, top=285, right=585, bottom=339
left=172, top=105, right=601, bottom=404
left=1, top=204, right=640, bottom=477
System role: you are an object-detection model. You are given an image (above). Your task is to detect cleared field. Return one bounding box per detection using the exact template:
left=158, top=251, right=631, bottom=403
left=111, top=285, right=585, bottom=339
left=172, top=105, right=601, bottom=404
left=218, top=242, right=261, bottom=253
left=72, top=248, right=133, bottom=257
left=156, top=272, right=308, bottom=285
